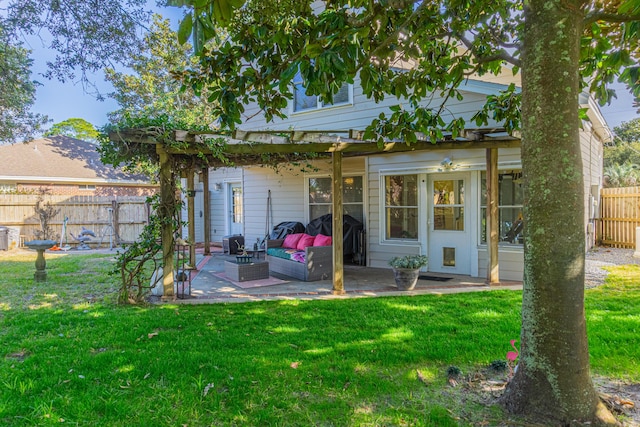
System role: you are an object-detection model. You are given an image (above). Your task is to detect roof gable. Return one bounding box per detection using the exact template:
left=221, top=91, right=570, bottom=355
left=0, top=136, right=150, bottom=184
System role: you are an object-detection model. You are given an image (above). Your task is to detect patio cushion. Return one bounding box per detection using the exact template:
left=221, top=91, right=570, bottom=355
left=296, top=234, right=315, bottom=250
left=267, top=247, right=299, bottom=260
left=313, top=234, right=332, bottom=246
left=283, top=233, right=304, bottom=249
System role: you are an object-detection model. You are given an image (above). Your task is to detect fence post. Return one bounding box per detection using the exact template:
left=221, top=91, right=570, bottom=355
left=634, top=227, right=640, bottom=259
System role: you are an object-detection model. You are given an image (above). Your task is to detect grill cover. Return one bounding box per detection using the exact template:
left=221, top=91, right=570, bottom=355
left=305, top=214, right=363, bottom=255
left=269, top=221, right=306, bottom=239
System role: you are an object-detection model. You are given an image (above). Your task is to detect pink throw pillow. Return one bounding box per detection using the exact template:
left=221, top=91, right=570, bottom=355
left=296, top=234, right=316, bottom=250
left=282, top=233, right=304, bottom=249
left=313, top=234, right=332, bottom=246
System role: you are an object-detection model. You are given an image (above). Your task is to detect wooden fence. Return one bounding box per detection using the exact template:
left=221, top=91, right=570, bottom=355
left=598, top=186, right=640, bottom=248
left=0, top=194, right=150, bottom=248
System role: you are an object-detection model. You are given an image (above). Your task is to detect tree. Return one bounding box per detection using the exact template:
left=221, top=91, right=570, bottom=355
left=44, top=118, right=99, bottom=142
left=604, top=163, right=639, bottom=187
left=172, top=0, right=639, bottom=424
left=98, top=15, right=220, bottom=178
left=0, top=24, right=49, bottom=143
left=2, top=0, right=152, bottom=87
left=0, top=0, right=155, bottom=143
left=604, top=118, right=640, bottom=168
left=104, top=14, right=216, bottom=126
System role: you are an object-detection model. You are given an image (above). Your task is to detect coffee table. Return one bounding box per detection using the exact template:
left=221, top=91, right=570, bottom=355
left=224, top=259, right=269, bottom=282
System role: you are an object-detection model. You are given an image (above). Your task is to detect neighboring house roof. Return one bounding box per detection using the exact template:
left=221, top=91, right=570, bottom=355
left=0, top=136, right=152, bottom=185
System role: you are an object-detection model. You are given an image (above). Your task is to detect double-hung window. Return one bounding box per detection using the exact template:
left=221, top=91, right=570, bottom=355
left=480, top=170, right=524, bottom=245
left=293, top=71, right=352, bottom=113
left=384, top=175, right=418, bottom=240
left=308, top=176, right=364, bottom=223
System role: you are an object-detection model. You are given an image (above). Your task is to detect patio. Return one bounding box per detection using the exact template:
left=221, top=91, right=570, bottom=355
left=168, top=247, right=523, bottom=304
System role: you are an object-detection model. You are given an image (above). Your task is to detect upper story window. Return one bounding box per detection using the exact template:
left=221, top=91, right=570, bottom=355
left=78, top=185, right=96, bottom=190
left=292, top=71, right=352, bottom=113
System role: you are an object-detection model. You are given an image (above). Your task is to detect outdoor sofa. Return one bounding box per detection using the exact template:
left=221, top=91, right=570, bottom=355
left=265, top=233, right=333, bottom=281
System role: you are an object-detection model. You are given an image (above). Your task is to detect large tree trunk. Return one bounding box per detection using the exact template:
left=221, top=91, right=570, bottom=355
left=500, top=1, right=617, bottom=424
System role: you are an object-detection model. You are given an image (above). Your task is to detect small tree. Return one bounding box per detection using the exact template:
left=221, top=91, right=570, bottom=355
left=44, top=118, right=99, bottom=142
left=603, top=163, right=640, bottom=188
left=33, top=190, right=60, bottom=241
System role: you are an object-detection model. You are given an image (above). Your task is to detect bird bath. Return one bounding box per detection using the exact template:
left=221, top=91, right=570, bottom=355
left=24, top=240, right=57, bottom=281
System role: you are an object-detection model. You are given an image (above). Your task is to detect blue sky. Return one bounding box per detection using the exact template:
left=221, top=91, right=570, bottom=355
left=26, top=8, right=639, bottom=135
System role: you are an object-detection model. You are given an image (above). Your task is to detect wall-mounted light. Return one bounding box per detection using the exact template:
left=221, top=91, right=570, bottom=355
left=214, top=182, right=223, bottom=192
left=438, top=156, right=457, bottom=171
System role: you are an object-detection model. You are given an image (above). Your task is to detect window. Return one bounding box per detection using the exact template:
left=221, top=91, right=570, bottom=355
left=384, top=175, right=418, bottom=240
left=78, top=185, right=96, bottom=190
left=481, top=170, right=524, bottom=245
left=293, top=71, right=351, bottom=113
left=433, top=179, right=465, bottom=231
left=308, top=176, right=363, bottom=223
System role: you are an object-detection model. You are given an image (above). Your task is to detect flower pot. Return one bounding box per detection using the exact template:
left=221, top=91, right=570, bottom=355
left=393, top=268, right=420, bottom=290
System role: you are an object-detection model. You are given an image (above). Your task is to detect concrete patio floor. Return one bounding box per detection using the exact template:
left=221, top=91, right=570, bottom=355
left=169, top=248, right=523, bottom=304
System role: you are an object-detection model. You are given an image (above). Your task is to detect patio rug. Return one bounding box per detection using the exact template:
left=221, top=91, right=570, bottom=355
left=212, top=272, right=289, bottom=289
left=418, top=275, right=453, bottom=282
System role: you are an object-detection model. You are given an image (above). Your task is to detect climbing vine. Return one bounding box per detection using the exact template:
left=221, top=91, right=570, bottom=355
left=114, top=190, right=184, bottom=304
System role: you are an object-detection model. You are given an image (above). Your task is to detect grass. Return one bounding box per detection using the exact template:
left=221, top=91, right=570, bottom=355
left=0, top=251, right=638, bottom=426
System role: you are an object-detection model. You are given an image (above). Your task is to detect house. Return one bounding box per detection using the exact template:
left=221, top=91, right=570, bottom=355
left=0, top=136, right=156, bottom=197
left=191, top=72, right=610, bottom=283
left=0, top=136, right=157, bottom=249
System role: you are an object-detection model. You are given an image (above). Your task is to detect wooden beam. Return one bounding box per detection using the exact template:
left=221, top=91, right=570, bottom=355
left=486, top=148, right=500, bottom=285
left=202, top=168, right=211, bottom=255
left=332, top=152, right=345, bottom=295
left=164, top=139, right=520, bottom=157
left=156, top=144, right=174, bottom=298
left=187, top=168, right=197, bottom=269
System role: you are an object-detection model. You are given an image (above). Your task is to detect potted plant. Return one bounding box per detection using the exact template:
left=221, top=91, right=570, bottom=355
left=388, top=255, right=429, bottom=290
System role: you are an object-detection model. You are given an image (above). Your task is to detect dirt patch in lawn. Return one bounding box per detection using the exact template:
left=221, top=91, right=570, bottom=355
left=437, top=369, right=639, bottom=426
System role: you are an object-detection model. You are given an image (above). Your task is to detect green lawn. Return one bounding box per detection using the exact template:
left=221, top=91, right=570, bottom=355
left=0, top=252, right=638, bottom=426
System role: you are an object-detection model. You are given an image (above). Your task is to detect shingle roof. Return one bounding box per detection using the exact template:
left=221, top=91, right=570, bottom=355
left=0, top=136, right=151, bottom=184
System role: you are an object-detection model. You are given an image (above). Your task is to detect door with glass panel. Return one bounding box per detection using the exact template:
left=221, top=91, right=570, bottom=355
left=227, top=183, right=243, bottom=236
left=428, top=174, right=470, bottom=274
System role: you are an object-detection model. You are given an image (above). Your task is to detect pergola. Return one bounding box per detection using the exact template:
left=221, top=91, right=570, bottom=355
left=109, top=127, right=521, bottom=298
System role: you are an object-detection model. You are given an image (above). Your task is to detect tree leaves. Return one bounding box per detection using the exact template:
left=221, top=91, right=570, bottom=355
left=0, top=24, right=49, bottom=144
left=178, top=12, right=193, bottom=45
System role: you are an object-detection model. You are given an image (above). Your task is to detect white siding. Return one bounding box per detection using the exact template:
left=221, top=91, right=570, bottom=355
left=366, top=147, right=524, bottom=278
left=477, top=248, right=524, bottom=281
left=580, top=120, right=605, bottom=250
left=208, top=168, right=243, bottom=242
left=215, top=158, right=366, bottom=248
left=221, top=62, right=605, bottom=279
left=240, top=75, right=502, bottom=132
left=180, top=179, right=205, bottom=243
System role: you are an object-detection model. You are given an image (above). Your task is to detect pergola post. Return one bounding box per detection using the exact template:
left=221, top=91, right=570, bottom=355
left=486, top=148, right=500, bottom=285
left=187, top=168, right=197, bottom=268
left=202, top=167, right=211, bottom=255
left=332, top=151, right=345, bottom=295
left=157, top=144, right=175, bottom=297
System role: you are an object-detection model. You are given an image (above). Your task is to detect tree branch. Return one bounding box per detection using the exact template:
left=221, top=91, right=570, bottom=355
left=457, top=33, right=521, bottom=68
left=584, top=12, right=640, bottom=26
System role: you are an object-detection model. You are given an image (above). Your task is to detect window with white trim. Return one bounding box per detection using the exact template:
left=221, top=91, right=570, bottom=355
left=384, top=175, right=418, bottom=240
left=293, top=71, right=352, bottom=113
left=308, top=176, right=363, bottom=223
left=480, top=170, right=524, bottom=245
left=78, top=185, right=96, bottom=190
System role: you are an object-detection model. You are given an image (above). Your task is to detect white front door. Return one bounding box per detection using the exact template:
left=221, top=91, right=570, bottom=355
left=428, top=174, right=471, bottom=275
left=227, top=183, right=243, bottom=235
